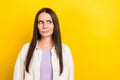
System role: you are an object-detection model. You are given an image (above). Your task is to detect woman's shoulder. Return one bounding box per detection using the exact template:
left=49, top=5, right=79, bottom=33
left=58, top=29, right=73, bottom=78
left=22, top=42, right=30, bottom=49
left=61, top=43, right=73, bottom=64
left=61, top=43, right=72, bottom=56
left=20, top=42, right=31, bottom=54
left=18, top=42, right=30, bottom=59
left=62, top=43, right=71, bottom=51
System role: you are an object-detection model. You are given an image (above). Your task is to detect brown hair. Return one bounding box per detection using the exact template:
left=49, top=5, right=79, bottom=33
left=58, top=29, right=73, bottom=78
left=25, top=8, right=63, bottom=75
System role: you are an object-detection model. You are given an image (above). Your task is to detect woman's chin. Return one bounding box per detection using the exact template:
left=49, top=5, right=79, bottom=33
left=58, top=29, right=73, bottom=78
left=41, top=34, right=52, bottom=38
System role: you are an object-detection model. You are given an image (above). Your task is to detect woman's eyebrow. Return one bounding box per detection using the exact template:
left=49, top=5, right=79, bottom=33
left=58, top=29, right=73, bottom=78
left=38, top=20, right=43, bottom=21
left=46, top=20, right=52, bottom=22
left=38, top=19, right=52, bottom=21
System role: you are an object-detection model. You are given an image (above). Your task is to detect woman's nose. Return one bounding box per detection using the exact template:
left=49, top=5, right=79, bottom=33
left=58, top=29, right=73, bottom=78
left=43, top=22, right=48, bottom=29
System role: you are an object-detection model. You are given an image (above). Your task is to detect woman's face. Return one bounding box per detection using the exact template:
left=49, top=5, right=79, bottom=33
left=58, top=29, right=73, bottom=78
left=37, top=12, right=54, bottom=38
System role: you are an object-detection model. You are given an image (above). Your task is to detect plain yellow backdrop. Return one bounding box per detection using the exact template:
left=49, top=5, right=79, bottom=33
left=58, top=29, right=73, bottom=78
left=0, top=0, right=120, bottom=80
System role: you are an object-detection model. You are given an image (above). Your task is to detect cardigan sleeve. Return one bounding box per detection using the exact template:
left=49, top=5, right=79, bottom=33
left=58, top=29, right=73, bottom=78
left=68, top=53, right=74, bottom=80
left=13, top=43, right=29, bottom=80
left=63, top=44, right=74, bottom=80
left=67, top=45, right=74, bottom=80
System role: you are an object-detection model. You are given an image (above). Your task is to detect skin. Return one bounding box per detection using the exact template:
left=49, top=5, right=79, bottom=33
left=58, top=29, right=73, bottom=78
left=37, top=12, right=54, bottom=50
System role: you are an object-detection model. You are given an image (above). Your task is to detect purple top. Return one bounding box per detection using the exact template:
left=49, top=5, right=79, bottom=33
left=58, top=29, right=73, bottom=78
left=40, top=50, right=53, bottom=80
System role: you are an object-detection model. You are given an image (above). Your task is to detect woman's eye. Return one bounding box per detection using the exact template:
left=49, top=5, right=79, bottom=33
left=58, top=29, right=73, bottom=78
left=39, top=21, right=43, bottom=24
left=47, top=20, right=52, bottom=24
left=38, top=21, right=43, bottom=24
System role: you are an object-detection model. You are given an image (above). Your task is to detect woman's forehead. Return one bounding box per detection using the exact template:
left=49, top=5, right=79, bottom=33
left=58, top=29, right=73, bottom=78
left=38, top=12, right=52, bottom=20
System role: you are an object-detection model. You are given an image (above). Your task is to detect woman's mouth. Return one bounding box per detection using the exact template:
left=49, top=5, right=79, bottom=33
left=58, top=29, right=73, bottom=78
left=42, top=30, right=49, bottom=33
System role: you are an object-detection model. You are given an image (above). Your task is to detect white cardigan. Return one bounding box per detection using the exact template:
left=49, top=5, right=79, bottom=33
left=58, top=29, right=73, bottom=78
left=13, top=42, right=74, bottom=80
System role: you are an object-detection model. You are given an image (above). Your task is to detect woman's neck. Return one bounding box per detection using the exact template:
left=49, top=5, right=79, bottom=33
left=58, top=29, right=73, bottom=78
left=38, top=37, right=54, bottom=50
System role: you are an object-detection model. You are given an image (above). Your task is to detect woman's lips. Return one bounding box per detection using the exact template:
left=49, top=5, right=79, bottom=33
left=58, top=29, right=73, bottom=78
left=42, top=30, right=49, bottom=33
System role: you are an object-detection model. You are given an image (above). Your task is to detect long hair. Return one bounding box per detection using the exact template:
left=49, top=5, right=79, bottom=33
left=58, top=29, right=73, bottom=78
left=25, top=8, right=63, bottom=75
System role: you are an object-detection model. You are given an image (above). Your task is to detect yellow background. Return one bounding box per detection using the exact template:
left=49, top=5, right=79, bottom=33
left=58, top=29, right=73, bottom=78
left=0, top=0, right=120, bottom=80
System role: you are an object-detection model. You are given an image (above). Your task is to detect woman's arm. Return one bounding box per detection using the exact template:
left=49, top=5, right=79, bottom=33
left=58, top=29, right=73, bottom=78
left=67, top=46, right=74, bottom=80
left=63, top=44, right=74, bottom=80
left=13, top=43, right=29, bottom=80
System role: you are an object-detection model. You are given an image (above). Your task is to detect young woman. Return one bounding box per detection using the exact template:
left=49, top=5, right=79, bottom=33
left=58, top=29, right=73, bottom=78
left=13, top=8, right=74, bottom=80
